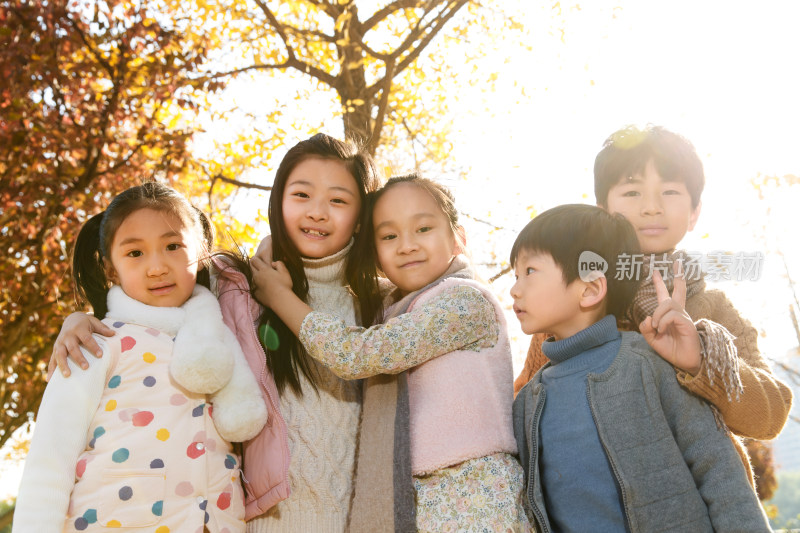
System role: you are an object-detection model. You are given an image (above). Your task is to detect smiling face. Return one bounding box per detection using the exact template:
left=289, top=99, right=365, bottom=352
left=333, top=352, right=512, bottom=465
left=105, top=208, right=200, bottom=308
left=372, top=183, right=459, bottom=295
left=281, top=157, right=362, bottom=259
left=509, top=249, right=588, bottom=340
left=604, top=159, right=701, bottom=254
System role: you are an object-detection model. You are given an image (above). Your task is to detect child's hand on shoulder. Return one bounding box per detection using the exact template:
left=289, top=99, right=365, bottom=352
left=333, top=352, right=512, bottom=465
left=639, top=265, right=702, bottom=376
left=251, top=255, right=293, bottom=308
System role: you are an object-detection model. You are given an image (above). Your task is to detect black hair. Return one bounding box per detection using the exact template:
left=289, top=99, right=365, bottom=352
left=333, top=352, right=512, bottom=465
left=367, top=172, right=464, bottom=246
left=72, top=182, right=211, bottom=318
left=509, top=204, right=641, bottom=319
left=261, top=133, right=383, bottom=395
left=594, top=125, right=705, bottom=208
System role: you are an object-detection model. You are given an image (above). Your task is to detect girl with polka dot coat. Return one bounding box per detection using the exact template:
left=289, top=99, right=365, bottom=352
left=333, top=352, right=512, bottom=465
left=14, top=183, right=266, bottom=533
left=14, top=286, right=253, bottom=533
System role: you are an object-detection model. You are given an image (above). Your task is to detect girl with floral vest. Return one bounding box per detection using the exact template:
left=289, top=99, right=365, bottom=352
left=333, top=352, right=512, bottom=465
left=14, top=182, right=266, bottom=532
left=253, top=175, right=532, bottom=532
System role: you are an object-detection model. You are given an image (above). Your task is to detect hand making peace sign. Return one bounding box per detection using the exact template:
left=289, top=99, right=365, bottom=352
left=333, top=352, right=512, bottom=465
left=638, top=261, right=703, bottom=376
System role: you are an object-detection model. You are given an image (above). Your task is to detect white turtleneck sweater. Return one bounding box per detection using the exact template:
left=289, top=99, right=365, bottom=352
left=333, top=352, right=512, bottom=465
left=248, top=242, right=362, bottom=533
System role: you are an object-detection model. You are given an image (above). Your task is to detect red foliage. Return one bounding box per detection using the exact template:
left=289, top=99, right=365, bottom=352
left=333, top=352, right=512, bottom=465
left=0, top=0, right=212, bottom=446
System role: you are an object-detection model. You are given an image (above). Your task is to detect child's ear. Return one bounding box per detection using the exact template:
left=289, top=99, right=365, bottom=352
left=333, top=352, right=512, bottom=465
left=687, top=200, right=702, bottom=231
left=453, top=225, right=467, bottom=255
left=579, top=275, right=607, bottom=309
left=103, top=259, right=118, bottom=284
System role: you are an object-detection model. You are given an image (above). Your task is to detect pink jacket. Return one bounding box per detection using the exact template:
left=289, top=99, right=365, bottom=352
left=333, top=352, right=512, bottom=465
left=215, top=265, right=290, bottom=520
left=406, top=278, right=518, bottom=474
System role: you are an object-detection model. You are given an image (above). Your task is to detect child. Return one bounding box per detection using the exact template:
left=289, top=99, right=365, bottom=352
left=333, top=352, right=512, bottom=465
left=514, top=125, right=792, bottom=485
left=47, top=134, right=383, bottom=532
left=253, top=175, right=532, bottom=533
left=510, top=203, right=771, bottom=532
left=14, top=182, right=266, bottom=532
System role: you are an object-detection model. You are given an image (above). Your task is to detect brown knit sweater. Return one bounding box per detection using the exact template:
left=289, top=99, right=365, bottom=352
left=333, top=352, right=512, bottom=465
left=513, top=288, right=794, bottom=488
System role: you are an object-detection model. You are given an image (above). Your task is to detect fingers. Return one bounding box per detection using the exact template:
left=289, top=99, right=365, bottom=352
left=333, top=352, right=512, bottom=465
left=254, top=235, right=273, bottom=262
left=273, top=260, right=289, bottom=275
left=639, top=316, right=655, bottom=339
left=89, top=316, right=116, bottom=339
left=650, top=305, right=693, bottom=335
left=78, top=331, right=103, bottom=359
left=671, top=260, right=687, bottom=307
left=65, top=335, right=90, bottom=368
left=47, top=345, right=68, bottom=380
left=651, top=269, right=670, bottom=302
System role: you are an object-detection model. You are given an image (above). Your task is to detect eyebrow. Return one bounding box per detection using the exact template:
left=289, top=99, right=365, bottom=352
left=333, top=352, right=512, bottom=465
left=374, top=212, right=437, bottom=232
left=287, top=179, right=356, bottom=197
left=619, top=175, right=684, bottom=185
left=117, top=231, right=182, bottom=247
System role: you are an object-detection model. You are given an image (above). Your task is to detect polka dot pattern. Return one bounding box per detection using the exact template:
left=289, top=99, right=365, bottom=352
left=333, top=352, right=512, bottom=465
left=120, top=336, right=136, bottom=352
left=175, top=481, right=194, bottom=497
left=170, top=394, right=187, bottom=406
left=65, top=319, right=245, bottom=530
left=111, top=448, right=129, bottom=463
left=131, top=411, right=154, bottom=427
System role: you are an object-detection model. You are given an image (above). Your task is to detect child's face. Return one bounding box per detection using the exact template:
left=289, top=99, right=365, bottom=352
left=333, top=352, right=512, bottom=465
left=510, top=249, right=586, bottom=340
left=604, top=159, right=700, bottom=254
left=373, top=183, right=459, bottom=295
left=282, top=157, right=362, bottom=259
left=105, top=208, right=200, bottom=308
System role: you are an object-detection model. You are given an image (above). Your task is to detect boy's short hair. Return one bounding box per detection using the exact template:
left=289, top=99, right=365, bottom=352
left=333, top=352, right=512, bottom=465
left=510, top=204, right=641, bottom=318
left=594, top=125, right=705, bottom=208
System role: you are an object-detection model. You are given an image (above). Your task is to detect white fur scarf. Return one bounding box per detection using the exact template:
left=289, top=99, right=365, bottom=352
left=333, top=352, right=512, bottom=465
left=106, top=285, right=267, bottom=442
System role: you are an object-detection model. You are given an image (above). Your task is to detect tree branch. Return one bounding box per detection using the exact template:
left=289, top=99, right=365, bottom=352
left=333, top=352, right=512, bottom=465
left=362, top=0, right=424, bottom=32
left=489, top=265, right=511, bottom=283
left=366, top=0, right=469, bottom=97
left=367, top=61, right=395, bottom=154
left=252, top=0, right=297, bottom=61
left=213, top=174, right=273, bottom=192
left=392, top=0, right=469, bottom=79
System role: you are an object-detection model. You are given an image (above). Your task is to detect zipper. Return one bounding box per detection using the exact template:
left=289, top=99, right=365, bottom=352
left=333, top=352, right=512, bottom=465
left=586, top=380, right=632, bottom=531
left=528, top=390, right=550, bottom=533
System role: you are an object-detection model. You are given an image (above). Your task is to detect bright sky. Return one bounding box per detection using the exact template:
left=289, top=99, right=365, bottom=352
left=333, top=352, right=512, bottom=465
left=447, top=0, right=800, bottom=361
left=4, top=0, right=800, bottom=499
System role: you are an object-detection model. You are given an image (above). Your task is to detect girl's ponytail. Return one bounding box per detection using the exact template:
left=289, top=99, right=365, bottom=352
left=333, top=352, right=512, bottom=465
left=72, top=212, right=111, bottom=319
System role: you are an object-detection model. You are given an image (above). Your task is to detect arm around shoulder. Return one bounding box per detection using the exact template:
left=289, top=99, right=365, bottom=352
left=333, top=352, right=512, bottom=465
left=681, top=290, right=793, bottom=439
left=299, top=284, right=498, bottom=379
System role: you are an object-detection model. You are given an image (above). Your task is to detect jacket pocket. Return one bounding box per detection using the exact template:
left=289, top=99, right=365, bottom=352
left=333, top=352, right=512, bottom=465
left=99, top=468, right=166, bottom=527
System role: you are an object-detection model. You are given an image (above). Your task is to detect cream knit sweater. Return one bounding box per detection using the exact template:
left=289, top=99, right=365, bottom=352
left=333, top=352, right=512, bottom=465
left=247, top=242, right=361, bottom=533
